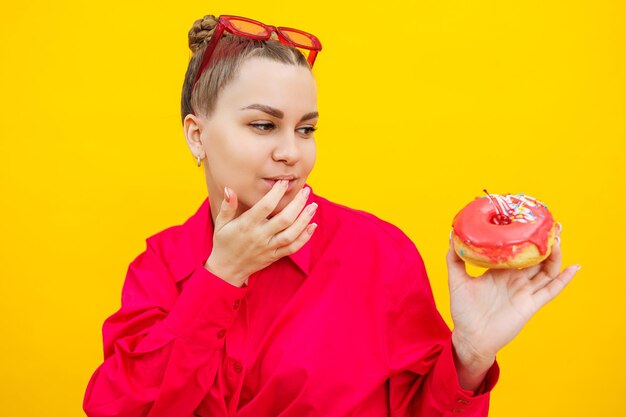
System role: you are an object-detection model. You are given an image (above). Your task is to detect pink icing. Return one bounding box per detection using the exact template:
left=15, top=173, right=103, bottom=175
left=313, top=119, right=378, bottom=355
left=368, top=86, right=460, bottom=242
left=452, top=194, right=554, bottom=263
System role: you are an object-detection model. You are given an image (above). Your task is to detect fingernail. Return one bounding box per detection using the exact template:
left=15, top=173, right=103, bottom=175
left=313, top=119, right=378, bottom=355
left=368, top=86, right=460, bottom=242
left=301, top=186, right=311, bottom=198
left=281, top=179, right=289, bottom=188
left=575, top=264, right=582, bottom=271
left=307, top=223, right=317, bottom=235
left=557, top=222, right=563, bottom=233
left=307, top=203, right=318, bottom=215
left=224, top=187, right=231, bottom=203
left=449, top=230, right=453, bottom=241
left=555, top=235, right=561, bottom=245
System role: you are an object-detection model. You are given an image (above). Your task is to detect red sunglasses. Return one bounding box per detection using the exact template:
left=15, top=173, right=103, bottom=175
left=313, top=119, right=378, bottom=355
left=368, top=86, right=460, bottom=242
left=192, top=15, right=323, bottom=92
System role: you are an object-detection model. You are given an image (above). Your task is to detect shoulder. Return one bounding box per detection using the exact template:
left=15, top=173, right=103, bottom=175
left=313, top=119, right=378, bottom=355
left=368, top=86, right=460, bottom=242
left=124, top=224, right=185, bottom=285
left=137, top=198, right=210, bottom=282
left=311, top=194, right=433, bottom=306
left=149, top=197, right=208, bottom=249
left=144, top=223, right=185, bottom=256
left=312, top=194, right=422, bottom=264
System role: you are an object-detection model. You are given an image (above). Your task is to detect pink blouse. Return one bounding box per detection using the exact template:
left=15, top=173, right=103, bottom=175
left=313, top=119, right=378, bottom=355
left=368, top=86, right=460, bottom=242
left=84, top=188, right=499, bottom=416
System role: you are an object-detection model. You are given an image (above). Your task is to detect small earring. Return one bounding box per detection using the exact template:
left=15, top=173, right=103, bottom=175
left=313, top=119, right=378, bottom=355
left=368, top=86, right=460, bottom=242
left=197, top=155, right=201, bottom=167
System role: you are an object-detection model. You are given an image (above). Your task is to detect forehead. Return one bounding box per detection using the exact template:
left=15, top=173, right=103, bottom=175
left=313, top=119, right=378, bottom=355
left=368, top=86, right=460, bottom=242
left=217, top=57, right=318, bottom=114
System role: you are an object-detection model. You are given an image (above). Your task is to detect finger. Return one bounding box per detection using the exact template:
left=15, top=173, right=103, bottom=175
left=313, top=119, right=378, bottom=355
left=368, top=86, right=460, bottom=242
left=517, top=263, right=543, bottom=281
left=214, top=187, right=239, bottom=231
left=274, top=222, right=317, bottom=258
left=541, top=236, right=563, bottom=278
left=511, top=263, right=547, bottom=293
left=446, top=237, right=469, bottom=288
left=269, top=201, right=317, bottom=247
left=264, top=186, right=311, bottom=235
left=244, top=179, right=290, bottom=223
left=527, top=271, right=553, bottom=292
left=532, top=264, right=580, bottom=307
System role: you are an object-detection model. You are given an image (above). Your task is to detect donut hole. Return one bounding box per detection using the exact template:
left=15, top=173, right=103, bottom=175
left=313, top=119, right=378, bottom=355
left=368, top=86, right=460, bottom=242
left=489, top=213, right=512, bottom=225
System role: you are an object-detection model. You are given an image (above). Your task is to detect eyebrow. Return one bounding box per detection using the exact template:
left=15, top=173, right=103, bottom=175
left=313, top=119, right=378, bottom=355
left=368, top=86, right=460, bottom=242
left=241, top=104, right=319, bottom=122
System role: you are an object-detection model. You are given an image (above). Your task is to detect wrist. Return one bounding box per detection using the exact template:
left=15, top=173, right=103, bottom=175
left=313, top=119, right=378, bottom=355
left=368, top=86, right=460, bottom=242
left=451, top=330, right=496, bottom=371
left=205, top=256, right=249, bottom=288
left=451, top=330, right=496, bottom=392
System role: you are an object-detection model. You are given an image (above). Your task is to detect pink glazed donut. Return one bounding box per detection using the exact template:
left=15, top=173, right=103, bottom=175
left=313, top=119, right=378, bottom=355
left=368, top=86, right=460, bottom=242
left=451, top=191, right=557, bottom=269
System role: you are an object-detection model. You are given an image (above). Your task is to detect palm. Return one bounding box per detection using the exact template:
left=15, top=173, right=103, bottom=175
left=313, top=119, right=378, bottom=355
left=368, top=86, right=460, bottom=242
left=447, top=238, right=578, bottom=358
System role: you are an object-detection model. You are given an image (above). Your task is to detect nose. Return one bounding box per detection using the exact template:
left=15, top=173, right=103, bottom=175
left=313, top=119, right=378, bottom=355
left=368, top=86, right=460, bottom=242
left=271, top=132, right=301, bottom=165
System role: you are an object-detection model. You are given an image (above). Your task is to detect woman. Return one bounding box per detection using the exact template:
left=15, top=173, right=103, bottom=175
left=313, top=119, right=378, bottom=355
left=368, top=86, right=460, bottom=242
left=83, top=14, right=579, bottom=417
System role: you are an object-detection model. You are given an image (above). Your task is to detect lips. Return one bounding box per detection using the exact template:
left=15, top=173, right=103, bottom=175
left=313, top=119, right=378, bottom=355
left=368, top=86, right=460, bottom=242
left=262, top=176, right=299, bottom=191
left=265, top=175, right=297, bottom=181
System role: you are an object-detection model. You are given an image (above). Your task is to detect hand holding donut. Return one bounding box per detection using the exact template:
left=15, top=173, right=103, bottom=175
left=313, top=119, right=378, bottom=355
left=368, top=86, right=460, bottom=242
left=205, top=180, right=318, bottom=287
left=447, top=232, right=579, bottom=366
left=446, top=192, right=580, bottom=390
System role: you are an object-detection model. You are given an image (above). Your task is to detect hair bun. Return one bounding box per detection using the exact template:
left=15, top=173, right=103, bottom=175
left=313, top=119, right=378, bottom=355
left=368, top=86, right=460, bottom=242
left=188, top=15, right=220, bottom=54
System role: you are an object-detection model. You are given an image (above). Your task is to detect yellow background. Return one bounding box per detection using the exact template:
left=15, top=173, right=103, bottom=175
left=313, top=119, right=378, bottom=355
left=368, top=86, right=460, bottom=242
left=1, top=1, right=624, bottom=416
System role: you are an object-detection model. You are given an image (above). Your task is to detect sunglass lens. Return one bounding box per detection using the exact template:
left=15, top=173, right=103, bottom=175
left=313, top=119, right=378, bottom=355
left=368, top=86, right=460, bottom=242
left=229, top=19, right=269, bottom=38
left=279, top=29, right=316, bottom=48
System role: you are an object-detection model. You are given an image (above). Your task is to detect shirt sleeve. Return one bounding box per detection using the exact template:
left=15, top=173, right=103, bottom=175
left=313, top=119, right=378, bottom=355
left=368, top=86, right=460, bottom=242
left=386, top=244, right=500, bottom=417
left=83, top=237, right=247, bottom=417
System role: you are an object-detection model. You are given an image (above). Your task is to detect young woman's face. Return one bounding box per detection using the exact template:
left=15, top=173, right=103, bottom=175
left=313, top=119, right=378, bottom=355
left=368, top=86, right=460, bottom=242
left=190, top=57, right=318, bottom=218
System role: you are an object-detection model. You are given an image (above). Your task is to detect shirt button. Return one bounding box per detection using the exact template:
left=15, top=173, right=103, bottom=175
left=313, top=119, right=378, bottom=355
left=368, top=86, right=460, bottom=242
left=217, top=329, right=226, bottom=339
left=233, top=362, right=243, bottom=374
left=233, top=300, right=241, bottom=310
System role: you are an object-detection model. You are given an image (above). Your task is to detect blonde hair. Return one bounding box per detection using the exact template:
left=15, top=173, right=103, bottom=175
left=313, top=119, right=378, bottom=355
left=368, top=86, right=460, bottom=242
left=180, top=15, right=311, bottom=125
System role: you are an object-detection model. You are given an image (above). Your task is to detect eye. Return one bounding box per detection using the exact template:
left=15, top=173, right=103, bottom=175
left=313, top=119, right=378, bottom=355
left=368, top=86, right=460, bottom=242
left=250, top=122, right=275, bottom=132
left=297, top=126, right=317, bottom=135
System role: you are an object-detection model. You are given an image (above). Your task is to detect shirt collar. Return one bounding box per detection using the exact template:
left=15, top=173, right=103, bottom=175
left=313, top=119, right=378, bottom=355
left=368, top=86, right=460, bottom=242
left=168, top=186, right=314, bottom=282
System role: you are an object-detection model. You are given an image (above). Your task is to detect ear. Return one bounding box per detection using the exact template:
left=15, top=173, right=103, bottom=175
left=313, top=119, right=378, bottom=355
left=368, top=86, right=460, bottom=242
left=183, top=113, right=206, bottom=160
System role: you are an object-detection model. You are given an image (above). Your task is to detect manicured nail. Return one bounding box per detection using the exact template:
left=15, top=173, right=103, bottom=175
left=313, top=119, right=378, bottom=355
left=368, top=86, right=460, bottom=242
left=557, top=222, right=562, bottom=233
left=307, top=223, right=317, bottom=235
left=555, top=235, right=561, bottom=245
left=307, top=203, right=318, bottom=215
left=224, top=187, right=231, bottom=203
left=575, top=264, right=582, bottom=271
left=301, top=186, right=311, bottom=198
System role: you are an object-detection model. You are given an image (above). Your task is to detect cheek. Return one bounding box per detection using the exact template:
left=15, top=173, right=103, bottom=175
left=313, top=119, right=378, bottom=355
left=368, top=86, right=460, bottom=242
left=206, top=129, right=262, bottom=174
left=302, top=141, right=317, bottom=173
left=208, top=136, right=272, bottom=204
left=211, top=152, right=261, bottom=192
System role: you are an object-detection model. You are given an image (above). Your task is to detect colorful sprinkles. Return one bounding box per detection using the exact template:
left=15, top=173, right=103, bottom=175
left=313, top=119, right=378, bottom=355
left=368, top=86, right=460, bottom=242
left=482, top=191, right=548, bottom=224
